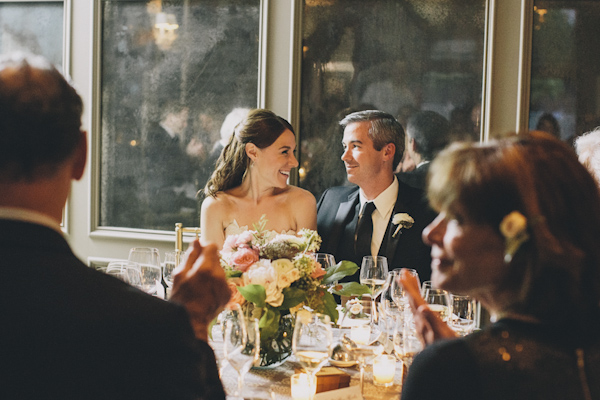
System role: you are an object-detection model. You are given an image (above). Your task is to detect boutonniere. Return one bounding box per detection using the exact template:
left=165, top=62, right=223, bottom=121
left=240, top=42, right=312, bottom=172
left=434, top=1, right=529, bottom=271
left=392, top=213, right=414, bottom=237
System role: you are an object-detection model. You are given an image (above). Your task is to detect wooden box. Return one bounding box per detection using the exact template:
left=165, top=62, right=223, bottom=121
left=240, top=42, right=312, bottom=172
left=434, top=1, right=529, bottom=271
left=295, top=366, right=351, bottom=393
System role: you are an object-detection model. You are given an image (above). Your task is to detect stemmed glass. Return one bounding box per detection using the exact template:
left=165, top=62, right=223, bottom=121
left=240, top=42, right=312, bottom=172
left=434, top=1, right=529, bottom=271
left=163, top=250, right=182, bottom=298
left=314, top=253, right=337, bottom=290
left=342, top=325, right=384, bottom=395
left=449, top=294, right=477, bottom=336
left=223, top=307, right=260, bottom=399
left=292, top=311, right=333, bottom=399
left=128, top=247, right=162, bottom=296
left=422, top=287, right=451, bottom=323
left=359, top=256, right=389, bottom=328
left=105, top=260, right=141, bottom=284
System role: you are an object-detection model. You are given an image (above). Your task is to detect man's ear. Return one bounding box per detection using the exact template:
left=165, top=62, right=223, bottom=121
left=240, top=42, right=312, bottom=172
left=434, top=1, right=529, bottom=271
left=72, top=130, right=87, bottom=181
left=245, top=142, right=258, bottom=162
left=382, top=142, right=396, bottom=161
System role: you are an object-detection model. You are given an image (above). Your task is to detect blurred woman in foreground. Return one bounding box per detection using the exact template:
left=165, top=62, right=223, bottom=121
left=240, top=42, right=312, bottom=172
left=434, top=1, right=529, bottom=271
left=400, top=131, right=600, bottom=400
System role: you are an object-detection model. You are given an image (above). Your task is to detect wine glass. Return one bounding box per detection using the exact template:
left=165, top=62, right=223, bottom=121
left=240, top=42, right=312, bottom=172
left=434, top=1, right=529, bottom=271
left=390, top=268, right=420, bottom=310
left=128, top=247, right=162, bottom=296
left=422, top=287, right=451, bottom=323
left=314, top=253, right=337, bottom=290
left=163, top=250, right=181, bottom=298
left=359, top=256, right=388, bottom=328
left=393, top=313, right=422, bottom=379
left=105, top=260, right=139, bottom=284
left=449, top=294, right=477, bottom=336
left=223, top=309, right=260, bottom=399
left=292, top=311, right=333, bottom=399
left=342, top=327, right=384, bottom=395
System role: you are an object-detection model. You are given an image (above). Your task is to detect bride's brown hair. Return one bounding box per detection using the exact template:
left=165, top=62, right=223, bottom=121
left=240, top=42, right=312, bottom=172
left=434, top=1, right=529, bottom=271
left=204, top=109, right=295, bottom=197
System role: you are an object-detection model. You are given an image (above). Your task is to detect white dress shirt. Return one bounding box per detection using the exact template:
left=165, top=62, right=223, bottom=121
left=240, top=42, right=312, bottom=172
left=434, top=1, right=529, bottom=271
left=358, top=176, right=399, bottom=257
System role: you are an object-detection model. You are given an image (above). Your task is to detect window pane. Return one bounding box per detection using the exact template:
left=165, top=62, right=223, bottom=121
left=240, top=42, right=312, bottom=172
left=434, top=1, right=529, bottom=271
left=100, top=0, right=260, bottom=231
left=0, top=2, right=63, bottom=69
left=299, top=0, right=486, bottom=199
left=529, top=1, right=600, bottom=145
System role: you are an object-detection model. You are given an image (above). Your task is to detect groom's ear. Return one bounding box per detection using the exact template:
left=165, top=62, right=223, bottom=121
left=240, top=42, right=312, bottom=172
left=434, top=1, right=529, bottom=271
left=245, top=142, right=258, bottom=161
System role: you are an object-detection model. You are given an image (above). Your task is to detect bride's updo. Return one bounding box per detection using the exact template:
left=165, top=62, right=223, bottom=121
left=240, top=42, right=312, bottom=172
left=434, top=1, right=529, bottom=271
left=204, top=108, right=295, bottom=197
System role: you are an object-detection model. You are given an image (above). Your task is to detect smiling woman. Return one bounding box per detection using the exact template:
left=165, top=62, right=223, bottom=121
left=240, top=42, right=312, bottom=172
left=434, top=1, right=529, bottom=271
left=200, top=109, right=317, bottom=249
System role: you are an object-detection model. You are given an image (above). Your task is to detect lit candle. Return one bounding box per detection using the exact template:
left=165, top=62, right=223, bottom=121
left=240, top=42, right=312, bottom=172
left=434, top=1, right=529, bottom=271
left=350, top=324, right=371, bottom=344
left=291, top=373, right=316, bottom=400
left=373, top=355, right=396, bottom=387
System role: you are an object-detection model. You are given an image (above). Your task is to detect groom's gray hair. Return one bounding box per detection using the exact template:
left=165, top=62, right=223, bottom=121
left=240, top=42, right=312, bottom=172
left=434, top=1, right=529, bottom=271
left=339, top=109, right=405, bottom=169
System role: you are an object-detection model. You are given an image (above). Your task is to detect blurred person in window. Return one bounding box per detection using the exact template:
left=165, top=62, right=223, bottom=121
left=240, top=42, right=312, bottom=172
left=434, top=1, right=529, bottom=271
left=0, top=52, right=230, bottom=399
left=317, top=110, right=435, bottom=280
left=201, top=109, right=317, bottom=249
left=399, top=131, right=600, bottom=400
left=398, top=111, right=451, bottom=190
left=535, top=112, right=561, bottom=140
left=575, top=126, right=600, bottom=188
left=145, top=101, right=203, bottom=228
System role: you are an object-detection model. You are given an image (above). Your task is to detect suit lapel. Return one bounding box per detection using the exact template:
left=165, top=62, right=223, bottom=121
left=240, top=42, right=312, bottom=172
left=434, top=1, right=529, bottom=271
left=329, top=190, right=360, bottom=250
left=380, top=189, right=408, bottom=265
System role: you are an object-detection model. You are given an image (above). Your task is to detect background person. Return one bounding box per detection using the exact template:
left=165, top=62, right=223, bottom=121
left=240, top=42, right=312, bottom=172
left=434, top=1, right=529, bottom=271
left=0, top=52, right=230, bottom=400
left=400, top=131, right=600, bottom=400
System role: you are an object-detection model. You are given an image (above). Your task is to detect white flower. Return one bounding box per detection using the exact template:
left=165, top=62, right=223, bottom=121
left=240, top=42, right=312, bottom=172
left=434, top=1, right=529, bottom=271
left=349, top=302, right=363, bottom=315
left=392, top=213, right=414, bottom=237
left=243, top=260, right=284, bottom=307
left=499, top=211, right=529, bottom=263
left=272, top=258, right=300, bottom=288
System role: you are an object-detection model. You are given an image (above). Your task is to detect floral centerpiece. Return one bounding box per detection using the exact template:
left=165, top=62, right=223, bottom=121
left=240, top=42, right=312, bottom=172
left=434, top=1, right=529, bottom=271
left=220, top=216, right=369, bottom=366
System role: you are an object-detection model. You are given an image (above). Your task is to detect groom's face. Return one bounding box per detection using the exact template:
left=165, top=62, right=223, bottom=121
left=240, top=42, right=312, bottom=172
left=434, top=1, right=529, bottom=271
left=341, top=121, right=387, bottom=188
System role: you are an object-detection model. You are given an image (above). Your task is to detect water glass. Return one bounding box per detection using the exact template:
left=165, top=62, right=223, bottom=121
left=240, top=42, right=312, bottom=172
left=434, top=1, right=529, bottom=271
left=449, top=294, right=477, bottom=336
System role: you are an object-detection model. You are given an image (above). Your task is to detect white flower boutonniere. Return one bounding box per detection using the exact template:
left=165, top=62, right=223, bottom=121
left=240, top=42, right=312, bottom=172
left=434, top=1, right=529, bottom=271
left=392, top=213, right=414, bottom=237
left=499, top=211, right=529, bottom=263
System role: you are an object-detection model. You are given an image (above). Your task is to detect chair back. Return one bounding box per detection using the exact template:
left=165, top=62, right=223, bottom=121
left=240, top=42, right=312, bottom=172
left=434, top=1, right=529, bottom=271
left=175, top=223, right=202, bottom=252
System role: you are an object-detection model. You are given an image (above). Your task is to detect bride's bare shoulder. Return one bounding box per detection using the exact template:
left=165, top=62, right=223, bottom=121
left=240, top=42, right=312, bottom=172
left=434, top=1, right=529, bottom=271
left=286, top=186, right=317, bottom=205
left=201, top=192, right=236, bottom=213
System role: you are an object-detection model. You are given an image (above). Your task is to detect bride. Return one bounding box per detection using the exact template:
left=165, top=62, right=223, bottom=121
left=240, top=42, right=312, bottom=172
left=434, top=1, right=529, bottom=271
left=201, top=109, right=317, bottom=248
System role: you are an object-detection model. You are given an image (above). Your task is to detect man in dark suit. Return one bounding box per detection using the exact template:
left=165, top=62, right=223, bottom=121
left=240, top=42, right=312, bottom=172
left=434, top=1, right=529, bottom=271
left=398, top=110, right=451, bottom=190
left=317, top=110, right=435, bottom=282
left=0, top=53, right=230, bottom=399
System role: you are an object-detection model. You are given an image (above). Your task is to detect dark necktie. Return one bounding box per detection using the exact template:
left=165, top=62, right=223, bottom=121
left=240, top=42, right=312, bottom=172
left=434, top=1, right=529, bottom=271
left=354, top=201, right=376, bottom=258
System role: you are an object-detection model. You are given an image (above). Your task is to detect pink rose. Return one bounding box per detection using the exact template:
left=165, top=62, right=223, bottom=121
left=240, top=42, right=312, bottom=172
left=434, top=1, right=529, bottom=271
left=311, top=262, right=326, bottom=279
left=231, top=247, right=259, bottom=272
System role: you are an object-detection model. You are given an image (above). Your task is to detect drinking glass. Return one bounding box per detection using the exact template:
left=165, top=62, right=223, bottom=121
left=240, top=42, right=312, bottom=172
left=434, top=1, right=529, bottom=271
left=129, top=247, right=162, bottom=296
left=393, top=314, right=422, bottom=380
left=292, top=311, right=333, bottom=399
left=390, top=268, right=420, bottom=309
left=163, top=250, right=182, bottom=290
left=314, top=253, right=337, bottom=289
left=343, top=328, right=384, bottom=395
left=422, top=287, right=451, bottom=323
left=105, top=260, right=139, bottom=284
left=449, top=294, right=477, bottom=336
left=359, top=256, right=388, bottom=328
left=223, top=310, right=260, bottom=399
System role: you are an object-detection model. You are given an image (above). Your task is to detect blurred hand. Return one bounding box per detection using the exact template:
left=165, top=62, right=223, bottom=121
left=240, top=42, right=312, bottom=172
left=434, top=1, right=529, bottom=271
left=170, top=240, right=230, bottom=342
left=399, top=269, right=456, bottom=346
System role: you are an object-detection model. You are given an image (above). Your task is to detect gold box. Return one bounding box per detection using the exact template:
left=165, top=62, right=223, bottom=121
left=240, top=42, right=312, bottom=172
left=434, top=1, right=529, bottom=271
left=295, top=366, right=351, bottom=393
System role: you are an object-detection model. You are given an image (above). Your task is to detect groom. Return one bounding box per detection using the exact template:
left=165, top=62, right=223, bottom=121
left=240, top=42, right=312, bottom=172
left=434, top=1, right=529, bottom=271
left=317, top=110, right=435, bottom=282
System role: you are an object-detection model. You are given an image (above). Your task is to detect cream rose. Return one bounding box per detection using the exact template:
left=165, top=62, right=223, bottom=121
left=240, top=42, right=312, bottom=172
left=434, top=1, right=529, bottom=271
left=500, top=211, right=528, bottom=239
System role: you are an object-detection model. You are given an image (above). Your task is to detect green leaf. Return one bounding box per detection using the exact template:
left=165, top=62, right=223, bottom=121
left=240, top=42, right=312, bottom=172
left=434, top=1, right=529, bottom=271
left=319, top=291, right=340, bottom=324
left=259, top=308, right=280, bottom=341
left=277, top=287, right=306, bottom=310
left=226, top=270, right=243, bottom=279
left=322, top=260, right=359, bottom=285
left=332, top=281, right=372, bottom=296
left=238, top=284, right=266, bottom=308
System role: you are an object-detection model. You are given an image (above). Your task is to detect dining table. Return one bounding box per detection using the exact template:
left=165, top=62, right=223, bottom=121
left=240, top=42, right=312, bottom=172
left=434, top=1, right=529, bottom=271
left=209, top=325, right=404, bottom=400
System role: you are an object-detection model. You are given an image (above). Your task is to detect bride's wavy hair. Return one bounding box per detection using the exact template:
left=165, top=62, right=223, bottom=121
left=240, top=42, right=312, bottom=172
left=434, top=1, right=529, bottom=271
left=204, top=109, right=294, bottom=197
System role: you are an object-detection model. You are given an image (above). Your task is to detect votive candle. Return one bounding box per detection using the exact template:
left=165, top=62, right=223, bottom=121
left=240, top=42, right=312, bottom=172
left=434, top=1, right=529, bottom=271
left=291, top=373, right=316, bottom=400
left=373, top=355, right=396, bottom=387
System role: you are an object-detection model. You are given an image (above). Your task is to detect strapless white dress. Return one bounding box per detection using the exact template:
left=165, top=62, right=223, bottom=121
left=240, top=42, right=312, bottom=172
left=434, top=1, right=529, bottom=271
left=224, top=219, right=296, bottom=237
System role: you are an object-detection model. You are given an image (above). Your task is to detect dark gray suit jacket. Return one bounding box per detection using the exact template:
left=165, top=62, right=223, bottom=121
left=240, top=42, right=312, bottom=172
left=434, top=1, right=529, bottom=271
left=316, top=179, right=435, bottom=282
left=0, top=219, right=224, bottom=400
